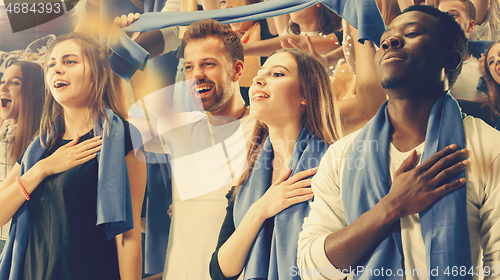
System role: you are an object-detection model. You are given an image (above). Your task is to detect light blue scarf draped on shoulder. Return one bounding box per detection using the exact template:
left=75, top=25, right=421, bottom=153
left=342, top=92, right=472, bottom=279
left=0, top=108, right=135, bottom=280
left=106, top=0, right=385, bottom=80
left=233, top=127, right=330, bottom=280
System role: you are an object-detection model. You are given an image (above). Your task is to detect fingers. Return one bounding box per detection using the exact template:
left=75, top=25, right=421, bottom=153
left=304, top=34, right=319, bottom=56
left=271, top=167, right=293, bottom=186
left=430, top=159, right=469, bottom=186
left=115, top=13, right=140, bottom=27
left=426, top=148, right=469, bottom=179
left=287, top=184, right=313, bottom=198
left=63, top=134, right=80, bottom=147
left=280, top=40, right=293, bottom=49
left=128, top=12, right=141, bottom=25
left=287, top=179, right=313, bottom=191
left=75, top=144, right=102, bottom=161
left=286, top=192, right=314, bottom=207
left=286, top=167, right=318, bottom=184
left=432, top=178, right=466, bottom=197
left=287, top=38, right=302, bottom=50
left=394, top=150, right=417, bottom=177
left=419, top=144, right=458, bottom=170
left=74, top=136, right=102, bottom=152
left=76, top=152, right=99, bottom=165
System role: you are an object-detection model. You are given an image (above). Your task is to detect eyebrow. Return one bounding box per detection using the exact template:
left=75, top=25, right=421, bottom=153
left=382, top=21, right=429, bottom=38
left=48, top=53, right=79, bottom=60
left=258, top=65, right=291, bottom=73
left=1, top=76, right=22, bottom=81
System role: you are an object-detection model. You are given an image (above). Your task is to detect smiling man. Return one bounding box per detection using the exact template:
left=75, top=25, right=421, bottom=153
left=297, top=5, right=500, bottom=280
left=156, top=19, right=256, bottom=280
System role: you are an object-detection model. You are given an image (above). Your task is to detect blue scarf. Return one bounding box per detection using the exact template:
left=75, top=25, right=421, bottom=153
left=105, top=0, right=385, bottom=80
left=342, top=93, right=472, bottom=279
left=0, top=108, right=135, bottom=280
left=234, top=127, right=329, bottom=280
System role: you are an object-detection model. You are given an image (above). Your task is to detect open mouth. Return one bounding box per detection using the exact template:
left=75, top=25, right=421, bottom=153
left=54, top=80, right=69, bottom=89
left=1, top=97, right=12, bottom=108
left=252, top=92, right=270, bottom=100
left=194, top=86, right=214, bottom=95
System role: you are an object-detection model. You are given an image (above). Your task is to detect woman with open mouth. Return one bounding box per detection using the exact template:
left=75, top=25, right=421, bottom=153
left=210, top=48, right=341, bottom=280
left=480, top=41, right=500, bottom=130
left=0, top=32, right=146, bottom=280
left=0, top=61, right=45, bottom=255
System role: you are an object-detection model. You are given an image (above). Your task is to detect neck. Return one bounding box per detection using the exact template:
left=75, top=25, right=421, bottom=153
left=268, top=120, right=303, bottom=166
left=206, top=85, right=247, bottom=126
left=62, top=107, right=93, bottom=139
left=299, top=22, right=320, bottom=33
left=464, top=51, right=471, bottom=61
left=387, top=93, right=444, bottom=152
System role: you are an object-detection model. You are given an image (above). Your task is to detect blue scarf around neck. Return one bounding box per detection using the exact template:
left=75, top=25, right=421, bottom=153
left=342, top=92, right=472, bottom=279
left=234, top=127, right=330, bottom=280
left=0, top=108, right=135, bottom=280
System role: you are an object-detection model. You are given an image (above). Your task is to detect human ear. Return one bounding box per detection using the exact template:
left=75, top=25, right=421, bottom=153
left=233, top=60, right=244, bottom=82
left=466, top=20, right=476, bottom=34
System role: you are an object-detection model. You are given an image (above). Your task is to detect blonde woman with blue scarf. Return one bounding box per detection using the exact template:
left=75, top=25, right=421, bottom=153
left=0, top=32, right=146, bottom=280
left=209, top=48, right=341, bottom=280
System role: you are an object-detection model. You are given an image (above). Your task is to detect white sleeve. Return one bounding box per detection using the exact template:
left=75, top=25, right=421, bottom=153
left=159, top=0, right=182, bottom=55
left=480, top=152, right=500, bottom=279
left=297, top=140, right=353, bottom=280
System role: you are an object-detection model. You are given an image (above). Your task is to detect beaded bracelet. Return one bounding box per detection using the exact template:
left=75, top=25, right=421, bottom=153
left=15, top=177, right=30, bottom=201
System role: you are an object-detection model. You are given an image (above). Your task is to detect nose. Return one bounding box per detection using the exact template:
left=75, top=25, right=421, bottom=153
left=0, top=82, right=7, bottom=92
left=381, top=37, right=403, bottom=50
left=50, top=62, right=64, bottom=76
left=252, top=73, right=265, bottom=86
left=191, top=66, right=205, bottom=81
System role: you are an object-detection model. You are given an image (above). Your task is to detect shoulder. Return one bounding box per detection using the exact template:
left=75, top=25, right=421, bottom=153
left=312, top=131, right=361, bottom=189
left=463, top=116, right=500, bottom=168
left=459, top=100, right=495, bottom=127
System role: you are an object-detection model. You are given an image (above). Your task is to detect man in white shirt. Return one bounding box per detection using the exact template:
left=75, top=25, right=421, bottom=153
left=438, top=0, right=485, bottom=101
left=297, top=5, right=500, bottom=280
left=157, top=19, right=254, bottom=280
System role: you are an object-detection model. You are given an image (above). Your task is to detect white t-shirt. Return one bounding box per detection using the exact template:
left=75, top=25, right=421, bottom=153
left=160, top=113, right=256, bottom=280
left=450, top=55, right=485, bottom=101
left=297, top=116, right=500, bottom=280
left=469, top=9, right=500, bottom=42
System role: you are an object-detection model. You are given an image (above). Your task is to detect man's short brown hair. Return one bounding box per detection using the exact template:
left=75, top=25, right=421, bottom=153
left=183, top=19, right=244, bottom=63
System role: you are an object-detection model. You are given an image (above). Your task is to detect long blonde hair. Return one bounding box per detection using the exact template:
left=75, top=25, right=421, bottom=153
left=5, top=61, right=45, bottom=163
left=232, top=48, right=341, bottom=200
left=41, top=32, right=125, bottom=148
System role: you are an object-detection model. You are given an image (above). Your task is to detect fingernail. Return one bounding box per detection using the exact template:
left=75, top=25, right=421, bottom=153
left=450, top=144, right=457, bottom=150
left=461, top=148, right=469, bottom=155
left=459, top=178, right=466, bottom=184
left=462, top=160, right=470, bottom=166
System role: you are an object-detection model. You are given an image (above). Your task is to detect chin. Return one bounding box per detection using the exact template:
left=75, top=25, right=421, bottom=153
left=381, top=76, right=411, bottom=89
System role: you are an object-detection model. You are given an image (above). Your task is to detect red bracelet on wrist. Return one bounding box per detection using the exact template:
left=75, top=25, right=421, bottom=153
left=15, top=177, right=30, bottom=201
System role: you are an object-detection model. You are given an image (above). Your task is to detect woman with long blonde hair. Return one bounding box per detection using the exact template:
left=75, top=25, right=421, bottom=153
left=0, top=32, right=146, bottom=280
left=210, top=48, right=341, bottom=280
